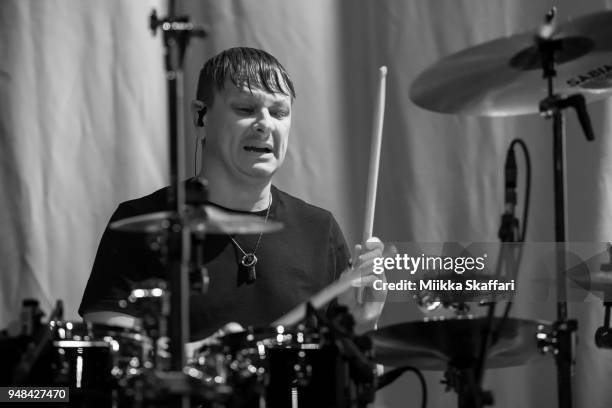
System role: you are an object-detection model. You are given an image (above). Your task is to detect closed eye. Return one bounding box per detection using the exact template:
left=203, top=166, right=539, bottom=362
left=271, top=109, right=290, bottom=119
left=234, top=106, right=255, bottom=115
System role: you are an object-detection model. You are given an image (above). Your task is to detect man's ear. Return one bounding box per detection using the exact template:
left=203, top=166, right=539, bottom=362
left=191, top=100, right=207, bottom=127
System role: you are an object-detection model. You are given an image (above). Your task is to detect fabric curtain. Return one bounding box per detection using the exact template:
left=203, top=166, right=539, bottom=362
left=179, top=1, right=612, bottom=407
left=0, top=0, right=168, bottom=324
left=2, top=0, right=611, bottom=407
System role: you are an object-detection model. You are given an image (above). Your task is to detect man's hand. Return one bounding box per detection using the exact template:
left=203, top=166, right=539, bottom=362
left=337, top=237, right=394, bottom=333
left=185, top=322, right=244, bottom=361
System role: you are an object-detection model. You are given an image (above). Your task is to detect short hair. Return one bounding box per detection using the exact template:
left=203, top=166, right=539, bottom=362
left=196, top=47, right=296, bottom=106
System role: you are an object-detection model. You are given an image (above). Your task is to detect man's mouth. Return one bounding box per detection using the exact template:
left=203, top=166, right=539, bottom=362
left=244, top=146, right=273, bottom=153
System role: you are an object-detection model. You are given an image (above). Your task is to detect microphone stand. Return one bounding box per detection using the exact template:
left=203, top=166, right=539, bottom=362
left=467, top=156, right=522, bottom=408
left=149, top=6, right=207, bottom=408
left=595, top=247, right=612, bottom=348
left=536, top=9, right=593, bottom=408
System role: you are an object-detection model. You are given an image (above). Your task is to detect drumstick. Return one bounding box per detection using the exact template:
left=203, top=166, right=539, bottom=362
left=362, top=66, right=387, bottom=243
left=272, top=268, right=377, bottom=327
left=272, top=67, right=388, bottom=328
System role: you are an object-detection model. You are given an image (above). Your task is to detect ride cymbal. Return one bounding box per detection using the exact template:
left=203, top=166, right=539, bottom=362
left=368, top=317, right=550, bottom=370
left=410, top=10, right=612, bottom=116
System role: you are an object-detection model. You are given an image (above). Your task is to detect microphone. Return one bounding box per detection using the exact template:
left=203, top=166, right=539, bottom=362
left=499, top=146, right=518, bottom=242
left=504, top=147, right=517, bottom=215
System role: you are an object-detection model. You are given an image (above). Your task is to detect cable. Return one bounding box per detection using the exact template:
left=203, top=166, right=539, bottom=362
left=377, top=366, right=427, bottom=408
left=194, top=135, right=199, bottom=177
left=509, top=138, right=531, bottom=242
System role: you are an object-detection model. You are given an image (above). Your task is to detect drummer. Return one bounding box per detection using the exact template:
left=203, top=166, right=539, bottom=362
left=78, top=47, right=387, bottom=349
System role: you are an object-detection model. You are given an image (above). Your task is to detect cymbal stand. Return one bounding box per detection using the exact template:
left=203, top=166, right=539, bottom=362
left=441, top=365, right=492, bottom=408
left=149, top=6, right=207, bottom=408
left=467, top=205, right=523, bottom=408
left=595, top=300, right=612, bottom=348
left=536, top=9, right=594, bottom=408
left=595, top=249, right=612, bottom=348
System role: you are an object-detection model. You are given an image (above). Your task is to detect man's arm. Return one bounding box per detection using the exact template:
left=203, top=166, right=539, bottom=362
left=82, top=311, right=141, bottom=329
left=83, top=310, right=244, bottom=361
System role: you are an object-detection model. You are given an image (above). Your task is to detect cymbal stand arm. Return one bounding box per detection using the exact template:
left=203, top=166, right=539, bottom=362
left=595, top=301, right=612, bottom=348
left=537, top=30, right=586, bottom=408
left=150, top=8, right=207, bottom=408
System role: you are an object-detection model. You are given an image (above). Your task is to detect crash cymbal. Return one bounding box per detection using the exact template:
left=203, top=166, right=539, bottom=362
left=561, top=245, right=612, bottom=297
left=110, top=206, right=283, bottom=235
left=368, top=317, right=550, bottom=370
left=569, top=270, right=612, bottom=295
left=410, top=10, right=612, bottom=116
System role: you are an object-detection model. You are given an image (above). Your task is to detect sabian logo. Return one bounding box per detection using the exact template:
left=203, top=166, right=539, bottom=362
left=567, top=63, right=612, bottom=87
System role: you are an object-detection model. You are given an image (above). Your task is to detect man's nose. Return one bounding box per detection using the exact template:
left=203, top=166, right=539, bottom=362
left=253, top=110, right=272, bottom=134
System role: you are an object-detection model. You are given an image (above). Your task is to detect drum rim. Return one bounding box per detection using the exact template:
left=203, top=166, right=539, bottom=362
left=49, top=320, right=151, bottom=343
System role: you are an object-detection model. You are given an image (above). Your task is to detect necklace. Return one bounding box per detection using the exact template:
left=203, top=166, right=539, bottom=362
left=229, top=194, right=272, bottom=283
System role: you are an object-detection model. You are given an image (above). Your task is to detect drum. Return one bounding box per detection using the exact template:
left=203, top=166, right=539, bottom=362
left=196, top=326, right=361, bottom=408
left=48, top=320, right=151, bottom=407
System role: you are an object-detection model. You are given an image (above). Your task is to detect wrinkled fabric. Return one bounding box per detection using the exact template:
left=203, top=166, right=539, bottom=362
left=2, top=0, right=611, bottom=406
left=0, top=0, right=168, bottom=324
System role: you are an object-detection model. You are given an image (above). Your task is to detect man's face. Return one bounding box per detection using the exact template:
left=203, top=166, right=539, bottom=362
left=203, top=79, right=292, bottom=184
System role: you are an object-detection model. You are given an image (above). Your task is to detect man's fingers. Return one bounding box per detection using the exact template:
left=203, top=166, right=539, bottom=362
left=356, top=248, right=383, bottom=265
left=383, top=243, right=397, bottom=257
left=215, top=322, right=245, bottom=338
left=364, top=236, right=383, bottom=251
left=220, top=322, right=244, bottom=334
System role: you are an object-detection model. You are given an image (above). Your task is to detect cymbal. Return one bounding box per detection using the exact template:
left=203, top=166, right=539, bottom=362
left=561, top=246, right=612, bottom=297
left=368, top=317, right=550, bottom=370
left=410, top=10, right=612, bottom=116
left=569, top=270, right=612, bottom=295
left=110, top=206, right=283, bottom=235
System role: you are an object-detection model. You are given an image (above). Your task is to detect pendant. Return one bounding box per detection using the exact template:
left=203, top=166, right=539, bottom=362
left=241, top=253, right=257, bottom=283
left=241, top=253, right=258, bottom=268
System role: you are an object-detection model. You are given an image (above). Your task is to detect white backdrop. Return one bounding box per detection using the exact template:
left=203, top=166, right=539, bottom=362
left=2, top=0, right=612, bottom=407
left=0, top=0, right=168, bottom=325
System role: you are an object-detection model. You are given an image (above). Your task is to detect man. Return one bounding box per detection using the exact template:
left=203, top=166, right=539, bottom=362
left=79, top=47, right=385, bottom=345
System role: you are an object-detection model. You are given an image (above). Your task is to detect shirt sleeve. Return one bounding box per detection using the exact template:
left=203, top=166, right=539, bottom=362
left=78, top=204, right=165, bottom=317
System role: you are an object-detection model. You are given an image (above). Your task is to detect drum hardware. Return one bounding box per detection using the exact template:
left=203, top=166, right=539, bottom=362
left=118, top=367, right=232, bottom=408
left=11, top=300, right=64, bottom=385
left=149, top=6, right=208, bottom=408
left=7, top=309, right=154, bottom=408
left=322, top=303, right=377, bottom=407
left=203, top=303, right=377, bottom=408
left=410, top=6, right=612, bottom=406
left=369, top=317, right=550, bottom=408
left=20, top=299, right=45, bottom=337
left=372, top=314, right=551, bottom=408
left=535, top=9, right=587, bottom=408
left=567, top=254, right=612, bottom=349
left=568, top=244, right=612, bottom=349
left=440, top=366, right=493, bottom=408
left=536, top=320, right=578, bottom=356
left=594, top=301, right=612, bottom=349
left=186, top=177, right=211, bottom=294
left=123, top=279, right=171, bottom=370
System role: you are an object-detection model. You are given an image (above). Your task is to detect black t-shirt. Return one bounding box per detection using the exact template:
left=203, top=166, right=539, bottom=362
left=79, top=184, right=351, bottom=339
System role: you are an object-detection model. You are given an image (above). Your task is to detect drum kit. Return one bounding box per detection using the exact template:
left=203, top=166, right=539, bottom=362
left=4, top=5, right=612, bottom=408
